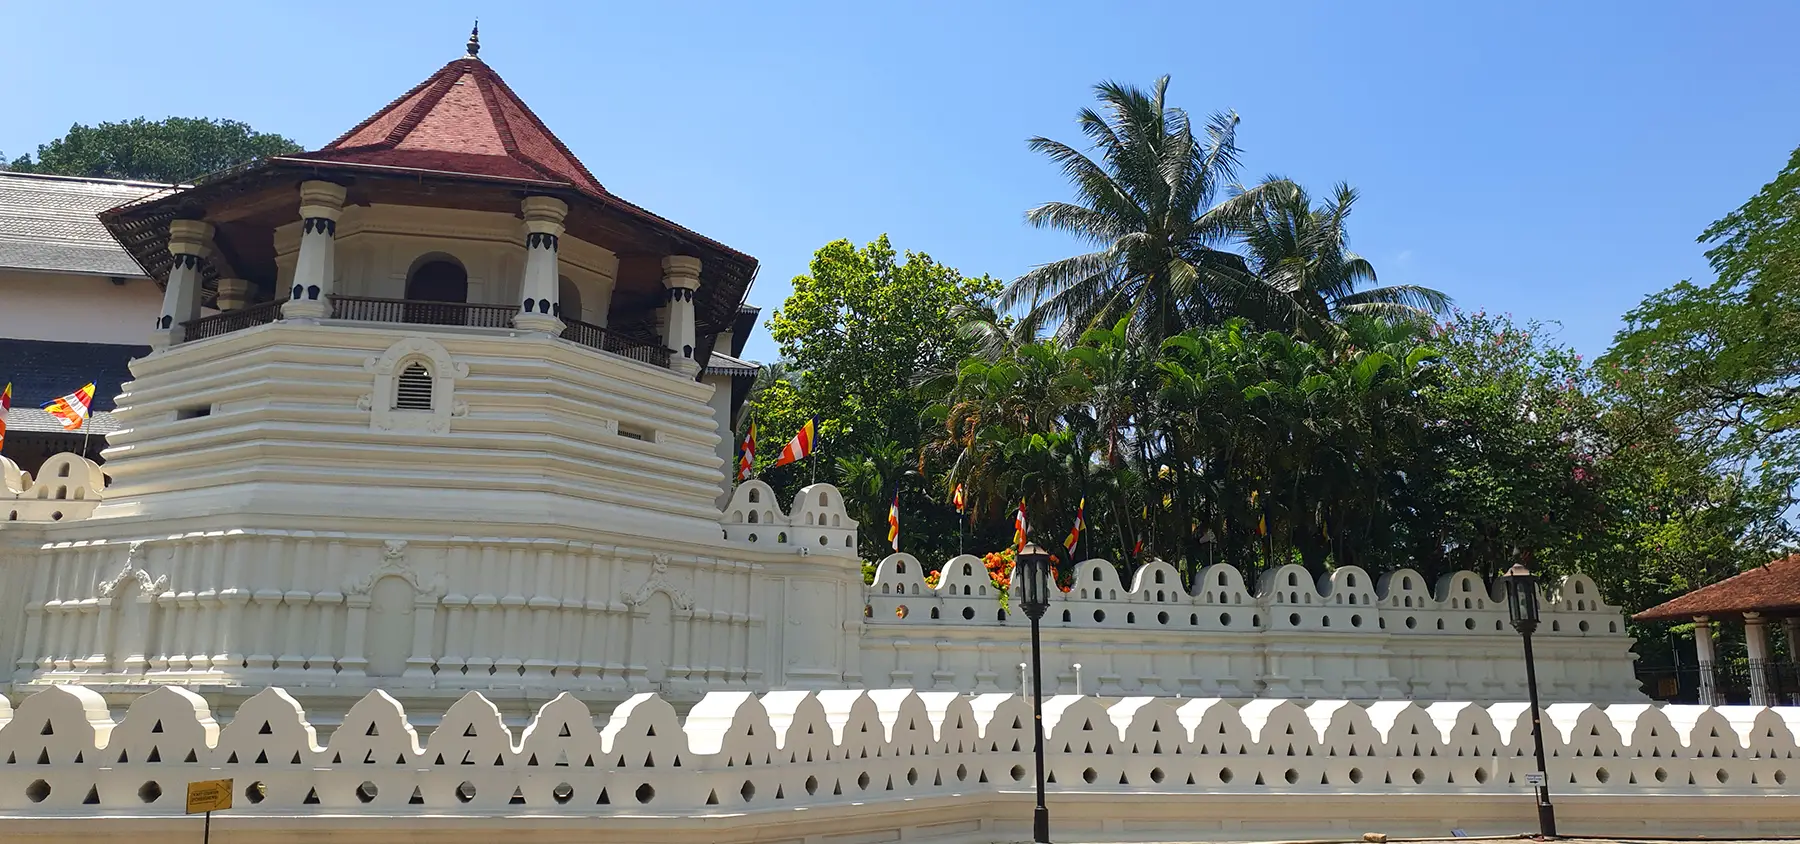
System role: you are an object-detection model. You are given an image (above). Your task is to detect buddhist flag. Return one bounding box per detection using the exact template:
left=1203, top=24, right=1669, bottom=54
left=44, top=383, right=94, bottom=431
left=736, top=423, right=756, bottom=481
left=1012, top=499, right=1028, bottom=555
left=887, top=489, right=901, bottom=551
left=0, top=382, right=10, bottom=452
left=1063, top=497, right=1085, bottom=556
left=1132, top=537, right=1144, bottom=558
left=771, top=417, right=817, bottom=468
left=952, top=483, right=966, bottom=514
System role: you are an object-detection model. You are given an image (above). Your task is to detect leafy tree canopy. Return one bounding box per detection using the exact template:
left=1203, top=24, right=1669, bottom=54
left=5, top=117, right=302, bottom=183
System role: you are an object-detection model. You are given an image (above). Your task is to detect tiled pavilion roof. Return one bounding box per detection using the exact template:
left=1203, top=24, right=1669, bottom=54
left=1633, top=554, right=1800, bottom=621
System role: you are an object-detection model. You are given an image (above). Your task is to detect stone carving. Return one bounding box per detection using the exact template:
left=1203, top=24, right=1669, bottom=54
left=97, top=543, right=167, bottom=598
left=622, top=553, right=693, bottom=610
left=344, top=540, right=445, bottom=597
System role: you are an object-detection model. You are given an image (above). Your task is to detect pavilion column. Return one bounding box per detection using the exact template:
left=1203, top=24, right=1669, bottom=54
left=150, top=220, right=214, bottom=349
left=1744, top=611, right=1773, bottom=706
left=514, top=195, right=568, bottom=334
left=215, top=278, right=251, bottom=311
left=281, top=180, right=347, bottom=321
left=661, top=255, right=702, bottom=376
left=1693, top=615, right=1723, bottom=706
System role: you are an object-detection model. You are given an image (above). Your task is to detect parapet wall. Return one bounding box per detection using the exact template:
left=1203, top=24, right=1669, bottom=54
left=861, top=553, right=1642, bottom=701
left=0, top=685, right=1796, bottom=843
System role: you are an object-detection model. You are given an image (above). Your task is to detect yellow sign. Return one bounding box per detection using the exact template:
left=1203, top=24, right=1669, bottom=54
left=185, top=778, right=233, bottom=814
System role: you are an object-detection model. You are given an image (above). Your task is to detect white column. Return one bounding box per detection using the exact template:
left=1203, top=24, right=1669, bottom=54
left=1744, top=612, right=1773, bottom=706
left=661, top=255, right=702, bottom=376
left=151, top=219, right=214, bottom=348
left=281, top=180, right=347, bottom=320
left=215, top=278, right=250, bottom=311
left=514, top=195, right=568, bottom=334
left=1694, top=616, right=1722, bottom=705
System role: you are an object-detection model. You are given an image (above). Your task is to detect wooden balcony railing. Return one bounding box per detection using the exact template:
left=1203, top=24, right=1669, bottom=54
left=562, top=317, right=671, bottom=367
left=182, top=299, right=286, bottom=342
left=330, top=296, right=516, bottom=328
left=177, top=297, right=672, bottom=369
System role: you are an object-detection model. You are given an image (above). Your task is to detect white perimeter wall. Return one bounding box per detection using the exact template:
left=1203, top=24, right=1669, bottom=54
left=0, top=684, right=1796, bottom=842
left=0, top=271, right=161, bottom=345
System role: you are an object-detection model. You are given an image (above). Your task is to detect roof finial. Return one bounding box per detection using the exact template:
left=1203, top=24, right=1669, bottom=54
left=465, top=20, right=481, bottom=59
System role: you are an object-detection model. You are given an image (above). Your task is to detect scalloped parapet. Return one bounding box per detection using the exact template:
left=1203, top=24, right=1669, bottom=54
left=1, top=454, right=104, bottom=523
left=0, top=684, right=1795, bottom=836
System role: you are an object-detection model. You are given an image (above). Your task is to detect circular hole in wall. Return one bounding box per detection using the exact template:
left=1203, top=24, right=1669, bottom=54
left=1654, top=768, right=1668, bottom=783
left=740, top=780, right=756, bottom=802
left=51, top=511, right=63, bottom=521
left=1220, top=612, right=1232, bottom=626
left=805, top=775, right=819, bottom=795
left=1474, top=767, right=1489, bottom=784
left=818, top=537, right=827, bottom=547
left=1774, top=770, right=1787, bottom=786
left=1411, top=769, right=1425, bottom=785
left=962, top=607, right=975, bottom=620
left=857, top=772, right=871, bottom=791
left=553, top=783, right=574, bottom=804
left=138, top=781, right=162, bottom=803
left=1094, top=610, right=1106, bottom=623
left=1082, top=768, right=1098, bottom=784
left=1284, top=769, right=1298, bottom=785
left=246, top=781, right=267, bottom=804
left=636, top=783, right=656, bottom=804
left=956, top=764, right=968, bottom=782
left=1579, top=620, right=1591, bottom=633
left=26, top=780, right=49, bottom=803
left=456, top=781, right=476, bottom=803
left=1405, top=617, right=1418, bottom=629
left=1150, top=767, right=1165, bottom=784
left=1010, top=765, right=1026, bottom=782
left=1351, top=614, right=1363, bottom=628
left=1716, top=769, right=1729, bottom=785
left=1157, top=611, right=1169, bottom=625
left=356, top=781, right=379, bottom=803
left=1289, top=613, right=1301, bottom=627
left=1595, top=767, right=1610, bottom=784
left=747, top=533, right=757, bottom=543
left=1219, top=767, right=1234, bottom=784
left=907, top=768, right=918, bottom=786
left=895, top=605, right=909, bottom=619
left=1464, top=618, right=1476, bottom=630
left=1348, top=768, right=1364, bottom=784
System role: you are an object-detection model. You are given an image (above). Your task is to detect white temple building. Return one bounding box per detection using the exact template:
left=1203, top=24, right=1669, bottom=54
left=0, top=31, right=1644, bottom=721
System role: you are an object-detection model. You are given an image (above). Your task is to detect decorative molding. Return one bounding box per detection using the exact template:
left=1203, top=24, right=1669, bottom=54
left=97, top=543, right=167, bottom=598
left=622, top=553, right=694, bottom=610
left=344, top=540, right=445, bottom=597
left=363, top=337, right=468, bottom=434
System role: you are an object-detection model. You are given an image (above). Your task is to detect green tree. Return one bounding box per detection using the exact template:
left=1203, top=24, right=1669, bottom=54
left=1002, top=76, right=1274, bottom=343
left=6, top=117, right=301, bottom=183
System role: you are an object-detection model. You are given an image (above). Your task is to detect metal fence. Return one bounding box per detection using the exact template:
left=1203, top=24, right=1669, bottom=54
left=1637, top=660, right=1800, bottom=705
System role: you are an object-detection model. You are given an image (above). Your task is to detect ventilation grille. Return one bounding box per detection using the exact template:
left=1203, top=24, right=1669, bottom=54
left=396, top=362, right=433, bottom=411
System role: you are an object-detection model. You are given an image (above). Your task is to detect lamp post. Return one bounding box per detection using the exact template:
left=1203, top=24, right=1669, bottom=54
left=1504, top=559, right=1558, bottom=838
left=1016, top=543, right=1053, bottom=844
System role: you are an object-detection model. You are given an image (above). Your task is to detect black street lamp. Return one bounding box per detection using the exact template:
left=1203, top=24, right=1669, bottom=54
left=1016, top=543, right=1053, bottom=844
left=1504, top=558, right=1558, bottom=838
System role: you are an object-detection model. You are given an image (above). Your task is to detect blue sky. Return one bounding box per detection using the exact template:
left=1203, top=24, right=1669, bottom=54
left=6, top=1, right=1796, bottom=363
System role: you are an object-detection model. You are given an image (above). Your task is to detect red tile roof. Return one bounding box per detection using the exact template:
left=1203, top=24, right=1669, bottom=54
left=292, top=56, right=604, bottom=195
left=1633, top=554, right=1800, bottom=621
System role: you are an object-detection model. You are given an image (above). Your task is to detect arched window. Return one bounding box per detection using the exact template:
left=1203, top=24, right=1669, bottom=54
left=56, top=463, right=70, bottom=478
left=895, top=560, right=907, bottom=574
left=558, top=276, right=583, bottom=321
left=405, top=257, right=469, bottom=325
left=395, top=361, right=433, bottom=410
left=747, top=510, right=759, bottom=524
left=818, top=492, right=829, bottom=507
left=748, top=488, right=761, bottom=504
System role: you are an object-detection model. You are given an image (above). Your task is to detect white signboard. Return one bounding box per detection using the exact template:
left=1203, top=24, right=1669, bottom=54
left=1524, top=771, right=1546, bottom=786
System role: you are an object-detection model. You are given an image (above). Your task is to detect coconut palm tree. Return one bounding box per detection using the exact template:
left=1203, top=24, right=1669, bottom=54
left=1003, top=76, right=1277, bottom=344
left=1238, top=179, right=1451, bottom=342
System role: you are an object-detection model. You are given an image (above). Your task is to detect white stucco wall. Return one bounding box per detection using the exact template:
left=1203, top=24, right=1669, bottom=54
left=0, top=271, right=161, bottom=345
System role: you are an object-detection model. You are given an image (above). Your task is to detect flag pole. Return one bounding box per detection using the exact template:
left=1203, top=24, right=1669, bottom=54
left=78, top=380, right=96, bottom=461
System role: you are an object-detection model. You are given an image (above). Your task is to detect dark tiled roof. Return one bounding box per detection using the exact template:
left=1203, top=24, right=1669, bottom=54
left=0, top=172, right=165, bottom=277
left=704, top=351, right=759, bottom=378
left=1633, top=554, right=1800, bottom=621
left=0, top=338, right=143, bottom=416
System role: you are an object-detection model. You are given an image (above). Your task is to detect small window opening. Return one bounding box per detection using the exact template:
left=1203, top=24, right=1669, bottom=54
left=395, top=362, right=433, bottom=410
